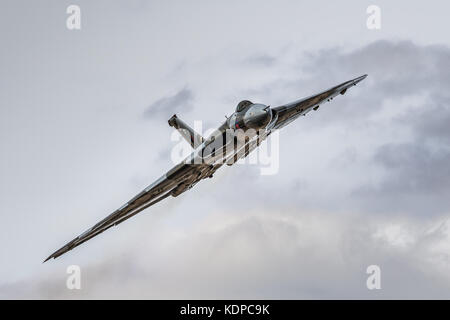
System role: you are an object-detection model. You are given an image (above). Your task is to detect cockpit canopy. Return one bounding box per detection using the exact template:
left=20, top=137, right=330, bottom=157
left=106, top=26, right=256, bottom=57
left=236, top=100, right=253, bottom=112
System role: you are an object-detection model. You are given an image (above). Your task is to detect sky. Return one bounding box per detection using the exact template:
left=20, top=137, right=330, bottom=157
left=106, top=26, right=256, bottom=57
left=1, top=0, right=450, bottom=299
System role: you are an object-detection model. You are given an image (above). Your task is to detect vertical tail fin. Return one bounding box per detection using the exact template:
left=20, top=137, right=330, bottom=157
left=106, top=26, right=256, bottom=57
left=168, top=114, right=204, bottom=148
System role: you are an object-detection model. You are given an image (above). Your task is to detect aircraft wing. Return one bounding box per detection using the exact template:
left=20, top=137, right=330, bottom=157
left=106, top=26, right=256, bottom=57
left=44, top=161, right=216, bottom=262
left=272, top=74, right=367, bottom=129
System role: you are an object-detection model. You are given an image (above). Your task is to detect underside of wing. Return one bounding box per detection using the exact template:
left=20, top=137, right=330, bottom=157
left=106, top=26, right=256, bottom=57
left=44, top=161, right=214, bottom=262
left=273, top=74, right=367, bottom=129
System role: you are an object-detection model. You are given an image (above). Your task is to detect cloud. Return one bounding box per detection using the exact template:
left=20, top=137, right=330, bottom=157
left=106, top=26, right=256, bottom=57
left=3, top=12, right=450, bottom=298
left=144, top=88, right=194, bottom=119
left=241, top=54, right=277, bottom=67
left=252, top=40, right=450, bottom=122
left=2, top=209, right=450, bottom=299
left=372, top=143, right=450, bottom=195
left=308, top=41, right=450, bottom=215
left=222, top=40, right=450, bottom=218
left=53, top=39, right=450, bottom=299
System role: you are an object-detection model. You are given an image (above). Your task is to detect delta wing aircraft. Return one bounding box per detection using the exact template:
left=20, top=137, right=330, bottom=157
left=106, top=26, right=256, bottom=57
left=45, top=74, right=367, bottom=261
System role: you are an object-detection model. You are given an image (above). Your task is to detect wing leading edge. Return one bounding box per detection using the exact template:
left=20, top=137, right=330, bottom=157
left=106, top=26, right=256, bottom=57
left=44, top=162, right=210, bottom=262
left=272, top=74, right=367, bottom=129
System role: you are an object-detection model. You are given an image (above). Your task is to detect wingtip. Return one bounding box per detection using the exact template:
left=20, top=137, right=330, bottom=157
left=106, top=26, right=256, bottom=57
left=353, top=74, right=368, bottom=84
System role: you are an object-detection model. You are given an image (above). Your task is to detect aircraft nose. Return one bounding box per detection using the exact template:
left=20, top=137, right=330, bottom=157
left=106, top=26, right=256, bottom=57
left=244, top=106, right=271, bottom=129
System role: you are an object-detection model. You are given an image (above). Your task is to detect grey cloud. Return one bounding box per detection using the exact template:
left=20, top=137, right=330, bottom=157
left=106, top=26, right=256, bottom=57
left=3, top=210, right=450, bottom=299
left=370, top=143, right=450, bottom=194
left=235, top=40, right=450, bottom=216
left=349, top=56, right=450, bottom=214
left=144, top=88, right=193, bottom=119
left=241, top=54, right=277, bottom=67
left=357, top=140, right=450, bottom=215
left=245, top=40, right=450, bottom=124
left=402, top=96, right=450, bottom=145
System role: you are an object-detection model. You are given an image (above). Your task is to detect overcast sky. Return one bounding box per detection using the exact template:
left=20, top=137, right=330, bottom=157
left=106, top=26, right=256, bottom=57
left=1, top=0, right=450, bottom=299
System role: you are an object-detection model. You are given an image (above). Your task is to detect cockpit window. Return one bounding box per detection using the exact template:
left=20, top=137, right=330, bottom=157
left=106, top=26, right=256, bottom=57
left=236, top=100, right=253, bottom=112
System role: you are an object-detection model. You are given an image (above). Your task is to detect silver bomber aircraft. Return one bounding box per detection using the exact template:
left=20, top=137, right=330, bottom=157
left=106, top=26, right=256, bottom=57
left=45, top=74, right=367, bottom=262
